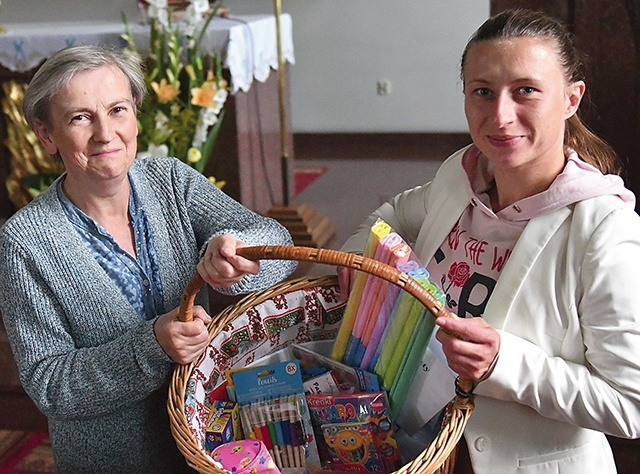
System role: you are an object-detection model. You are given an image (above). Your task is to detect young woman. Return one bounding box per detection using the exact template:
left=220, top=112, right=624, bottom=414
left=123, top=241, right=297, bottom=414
left=339, top=9, right=640, bottom=473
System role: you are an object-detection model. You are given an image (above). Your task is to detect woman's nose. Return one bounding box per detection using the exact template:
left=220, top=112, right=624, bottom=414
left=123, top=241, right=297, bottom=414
left=92, top=117, right=114, bottom=143
left=493, top=94, right=516, bottom=127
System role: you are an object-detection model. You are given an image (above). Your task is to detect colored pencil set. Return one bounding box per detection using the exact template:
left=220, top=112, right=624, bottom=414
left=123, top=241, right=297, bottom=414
left=238, top=395, right=307, bottom=470
left=231, top=360, right=322, bottom=472
left=330, top=219, right=445, bottom=416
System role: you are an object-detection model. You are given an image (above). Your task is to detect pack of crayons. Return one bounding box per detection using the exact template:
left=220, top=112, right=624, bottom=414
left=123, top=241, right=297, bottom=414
left=232, top=360, right=321, bottom=473
left=306, top=391, right=402, bottom=473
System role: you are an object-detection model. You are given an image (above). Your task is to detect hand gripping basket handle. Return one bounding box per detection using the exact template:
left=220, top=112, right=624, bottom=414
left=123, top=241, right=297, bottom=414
left=178, top=244, right=474, bottom=395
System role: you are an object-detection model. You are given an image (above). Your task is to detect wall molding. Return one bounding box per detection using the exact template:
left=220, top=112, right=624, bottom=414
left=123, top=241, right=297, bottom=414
left=293, top=133, right=472, bottom=162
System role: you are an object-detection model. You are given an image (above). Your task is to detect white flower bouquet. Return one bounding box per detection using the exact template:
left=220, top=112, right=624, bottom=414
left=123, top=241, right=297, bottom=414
left=123, top=0, right=229, bottom=187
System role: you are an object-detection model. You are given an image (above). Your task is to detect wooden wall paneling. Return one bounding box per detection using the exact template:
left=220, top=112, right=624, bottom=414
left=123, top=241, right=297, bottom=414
left=573, top=1, right=640, bottom=204
left=205, top=65, right=294, bottom=216
left=0, top=316, right=48, bottom=431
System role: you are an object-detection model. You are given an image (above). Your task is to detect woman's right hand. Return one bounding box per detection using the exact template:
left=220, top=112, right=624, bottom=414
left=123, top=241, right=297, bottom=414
left=153, top=305, right=212, bottom=364
left=198, top=234, right=259, bottom=289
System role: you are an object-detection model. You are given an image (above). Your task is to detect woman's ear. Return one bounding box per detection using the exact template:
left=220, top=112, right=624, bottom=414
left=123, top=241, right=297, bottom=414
left=32, top=118, right=59, bottom=155
left=565, top=80, right=586, bottom=119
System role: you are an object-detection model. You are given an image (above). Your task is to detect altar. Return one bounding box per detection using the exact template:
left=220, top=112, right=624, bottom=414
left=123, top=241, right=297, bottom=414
left=0, top=13, right=295, bottom=217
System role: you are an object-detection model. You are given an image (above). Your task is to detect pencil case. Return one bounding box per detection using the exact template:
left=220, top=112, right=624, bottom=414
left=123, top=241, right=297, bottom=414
left=210, top=439, right=281, bottom=474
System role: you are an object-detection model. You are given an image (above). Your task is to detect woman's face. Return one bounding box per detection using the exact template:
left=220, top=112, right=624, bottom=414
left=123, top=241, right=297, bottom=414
left=33, top=64, right=138, bottom=188
left=463, top=37, right=584, bottom=174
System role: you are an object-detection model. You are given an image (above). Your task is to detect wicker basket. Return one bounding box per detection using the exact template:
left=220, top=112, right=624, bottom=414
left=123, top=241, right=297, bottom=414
left=169, top=245, right=474, bottom=474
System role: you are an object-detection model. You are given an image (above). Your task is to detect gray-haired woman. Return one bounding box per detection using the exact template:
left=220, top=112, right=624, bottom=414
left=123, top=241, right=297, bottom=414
left=0, top=44, right=296, bottom=473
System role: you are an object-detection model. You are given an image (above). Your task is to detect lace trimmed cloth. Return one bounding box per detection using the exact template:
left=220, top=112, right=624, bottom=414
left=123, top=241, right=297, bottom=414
left=0, top=13, right=294, bottom=94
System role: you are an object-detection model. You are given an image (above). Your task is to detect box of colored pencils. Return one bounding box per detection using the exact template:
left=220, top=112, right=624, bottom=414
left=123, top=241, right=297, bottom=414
left=232, top=360, right=322, bottom=473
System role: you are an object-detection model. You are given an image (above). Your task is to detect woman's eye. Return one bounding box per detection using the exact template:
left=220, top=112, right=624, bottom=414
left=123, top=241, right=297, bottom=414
left=519, top=86, right=536, bottom=94
left=474, top=88, right=491, bottom=97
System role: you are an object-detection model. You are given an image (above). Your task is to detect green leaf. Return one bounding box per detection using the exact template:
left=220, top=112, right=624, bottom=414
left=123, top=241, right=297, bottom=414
left=197, top=109, right=225, bottom=174
left=21, top=173, right=60, bottom=198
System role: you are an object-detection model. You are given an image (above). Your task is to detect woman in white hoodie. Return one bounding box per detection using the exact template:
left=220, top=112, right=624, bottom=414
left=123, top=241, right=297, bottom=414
left=340, top=9, right=640, bottom=473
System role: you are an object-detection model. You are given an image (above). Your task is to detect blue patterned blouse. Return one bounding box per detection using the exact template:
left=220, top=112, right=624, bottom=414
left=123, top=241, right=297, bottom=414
left=57, top=178, right=164, bottom=320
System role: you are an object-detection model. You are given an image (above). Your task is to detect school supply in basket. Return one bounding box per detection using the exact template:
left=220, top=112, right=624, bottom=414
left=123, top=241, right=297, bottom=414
left=366, top=259, right=420, bottom=372
left=291, top=343, right=380, bottom=393
left=205, top=400, right=242, bottom=452
left=232, top=359, right=321, bottom=472
left=332, top=219, right=391, bottom=363
left=378, top=270, right=444, bottom=393
left=330, top=219, right=454, bottom=427
left=347, top=232, right=412, bottom=367
left=306, top=391, right=402, bottom=473
left=209, top=439, right=281, bottom=474
left=302, top=369, right=341, bottom=395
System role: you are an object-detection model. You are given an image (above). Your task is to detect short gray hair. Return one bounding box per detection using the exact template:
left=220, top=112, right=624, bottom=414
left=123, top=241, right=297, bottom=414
left=23, top=44, right=146, bottom=128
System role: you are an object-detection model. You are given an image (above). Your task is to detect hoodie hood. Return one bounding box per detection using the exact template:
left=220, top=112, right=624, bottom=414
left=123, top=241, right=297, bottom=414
left=463, top=146, right=636, bottom=221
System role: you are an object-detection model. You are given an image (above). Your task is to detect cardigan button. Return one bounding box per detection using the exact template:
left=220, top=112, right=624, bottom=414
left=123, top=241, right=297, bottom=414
left=473, top=436, right=491, bottom=452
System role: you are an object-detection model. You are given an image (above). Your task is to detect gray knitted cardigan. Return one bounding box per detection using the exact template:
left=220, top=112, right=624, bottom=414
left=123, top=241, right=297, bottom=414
left=0, top=157, right=296, bottom=473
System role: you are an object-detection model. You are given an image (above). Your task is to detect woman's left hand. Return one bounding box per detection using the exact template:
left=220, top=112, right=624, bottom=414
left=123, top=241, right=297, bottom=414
left=197, top=234, right=259, bottom=288
left=435, top=315, right=500, bottom=381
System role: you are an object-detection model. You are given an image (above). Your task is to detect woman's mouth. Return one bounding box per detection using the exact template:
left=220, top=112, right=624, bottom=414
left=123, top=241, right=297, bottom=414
left=92, top=148, right=120, bottom=158
left=487, top=135, right=522, bottom=147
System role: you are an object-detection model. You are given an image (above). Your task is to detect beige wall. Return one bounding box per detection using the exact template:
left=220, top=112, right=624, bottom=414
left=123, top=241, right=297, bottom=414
left=1, top=0, right=138, bottom=23
left=1, top=1, right=489, bottom=133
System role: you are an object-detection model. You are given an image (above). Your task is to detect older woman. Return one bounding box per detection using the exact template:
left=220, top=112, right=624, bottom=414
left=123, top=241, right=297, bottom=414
left=0, top=45, right=296, bottom=473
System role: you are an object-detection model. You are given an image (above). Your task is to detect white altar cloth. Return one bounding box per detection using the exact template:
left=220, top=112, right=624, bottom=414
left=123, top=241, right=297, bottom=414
left=0, top=14, right=294, bottom=94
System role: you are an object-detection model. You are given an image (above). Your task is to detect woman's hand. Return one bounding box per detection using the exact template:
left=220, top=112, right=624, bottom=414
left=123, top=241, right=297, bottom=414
left=435, top=315, right=500, bottom=381
left=154, top=305, right=212, bottom=364
left=197, top=234, right=260, bottom=289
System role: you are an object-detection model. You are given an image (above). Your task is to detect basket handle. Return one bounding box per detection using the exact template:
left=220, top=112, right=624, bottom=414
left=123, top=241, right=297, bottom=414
left=179, top=245, right=455, bottom=323
left=178, top=245, right=475, bottom=393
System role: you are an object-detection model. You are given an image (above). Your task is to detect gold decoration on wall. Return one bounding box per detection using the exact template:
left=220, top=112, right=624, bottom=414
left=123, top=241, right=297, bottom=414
left=2, top=80, right=63, bottom=209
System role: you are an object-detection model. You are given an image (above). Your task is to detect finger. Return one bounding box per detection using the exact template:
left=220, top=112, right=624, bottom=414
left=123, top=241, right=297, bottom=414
left=225, top=254, right=260, bottom=275
left=436, top=323, right=499, bottom=379
left=210, top=248, right=257, bottom=279
left=197, top=259, right=219, bottom=286
left=198, top=253, right=240, bottom=285
left=217, top=234, right=238, bottom=257
left=436, top=316, right=487, bottom=341
left=192, top=305, right=212, bottom=325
